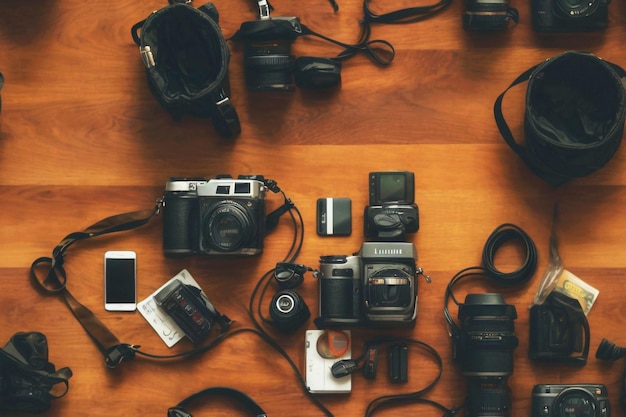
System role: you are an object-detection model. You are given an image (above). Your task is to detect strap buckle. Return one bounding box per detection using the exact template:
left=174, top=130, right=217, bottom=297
left=104, top=344, right=137, bottom=368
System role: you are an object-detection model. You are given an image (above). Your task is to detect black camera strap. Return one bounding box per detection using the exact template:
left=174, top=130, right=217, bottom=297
left=362, top=0, right=452, bottom=24
left=29, top=201, right=163, bottom=368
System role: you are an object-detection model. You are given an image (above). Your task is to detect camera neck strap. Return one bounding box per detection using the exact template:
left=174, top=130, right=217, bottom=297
left=29, top=200, right=163, bottom=368
left=168, top=386, right=267, bottom=417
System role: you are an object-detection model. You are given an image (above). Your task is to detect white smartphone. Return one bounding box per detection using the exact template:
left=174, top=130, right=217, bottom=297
left=104, top=250, right=137, bottom=312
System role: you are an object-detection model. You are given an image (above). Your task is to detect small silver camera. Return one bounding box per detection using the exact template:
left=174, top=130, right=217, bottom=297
left=162, top=175, right=267, bottom=256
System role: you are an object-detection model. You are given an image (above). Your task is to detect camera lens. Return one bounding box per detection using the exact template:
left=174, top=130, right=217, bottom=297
left=244, top=42, right=296, bottom=92
left=269, top=289, right=311, bottom=333
left=556, top=389, right=597, bottom=417
left=463, top=0, right=517, bottom=31
left=457, top=293, right=519, bottom=417
left=554, top=0, right=599, bottom=18
left=203, top=201, right=255, bottom=253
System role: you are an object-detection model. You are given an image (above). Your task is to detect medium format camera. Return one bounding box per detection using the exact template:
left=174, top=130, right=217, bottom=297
left=162, top=175, right=267, bottom=256
left=314, top=241, right=419, bottom=328
left=454, top=293, right=519, bottom=417
left=231, top=0, right=341, bottom=91
left=364, top=171, right=419, bottom=241
left=463, top=0, right=519, bottom=31
left=532, top=384, right=610, bottom=417
left=531, top=0, right=609, bottom=31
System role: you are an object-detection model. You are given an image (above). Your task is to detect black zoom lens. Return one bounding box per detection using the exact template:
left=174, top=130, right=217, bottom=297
left=269, top=289, right=310, bottom=333
left=244, top=41, right=295, bottom=92
left=203, top=201, right=255, bottom=253
left=458, top=293, right=519, bottom=417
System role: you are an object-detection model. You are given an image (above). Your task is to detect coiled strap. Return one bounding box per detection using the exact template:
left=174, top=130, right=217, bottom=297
left=481, top=223, right=538, bottom=286
left=444, top=223, right=538, bottom=339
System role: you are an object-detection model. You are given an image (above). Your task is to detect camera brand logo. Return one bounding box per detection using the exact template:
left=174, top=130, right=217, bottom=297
left=373, top=247, right=403, bottom=255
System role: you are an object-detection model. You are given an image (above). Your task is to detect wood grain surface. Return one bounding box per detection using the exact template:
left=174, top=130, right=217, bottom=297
left=2, top=0, right=626, bottom=415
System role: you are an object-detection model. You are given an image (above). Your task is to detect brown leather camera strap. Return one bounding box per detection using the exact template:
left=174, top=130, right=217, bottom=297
left=29, top=200, right=162, bottom=368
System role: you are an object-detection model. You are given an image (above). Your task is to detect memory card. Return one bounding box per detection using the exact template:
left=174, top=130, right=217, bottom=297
left=316, top=198, right=352, bottom=236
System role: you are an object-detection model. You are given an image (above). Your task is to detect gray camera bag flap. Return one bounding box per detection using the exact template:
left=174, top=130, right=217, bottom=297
left=494, top=51, right=626, bottom=186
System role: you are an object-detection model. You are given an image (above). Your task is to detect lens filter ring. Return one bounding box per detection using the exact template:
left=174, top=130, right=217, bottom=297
left=204, top=200, right=254, bottom=253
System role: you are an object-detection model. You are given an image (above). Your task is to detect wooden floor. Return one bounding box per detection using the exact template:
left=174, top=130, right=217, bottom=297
left=2, top=0, right=626, bottom=415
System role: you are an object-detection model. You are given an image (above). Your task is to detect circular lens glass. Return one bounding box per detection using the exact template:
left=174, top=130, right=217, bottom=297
left=204, top=201, right=254, bottom=252
left=555, top=0, right=598, bottom=17
left=557, top=391, right=596, bottom=417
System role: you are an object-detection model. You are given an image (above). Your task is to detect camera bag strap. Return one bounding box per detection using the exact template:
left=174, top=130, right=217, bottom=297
left=494, top=53, right=626, bottom=186
left=29, top=201, right=162, bottom=368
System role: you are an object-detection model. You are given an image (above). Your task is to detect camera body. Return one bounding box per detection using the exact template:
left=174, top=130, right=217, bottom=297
left=162, top=175, right=267, bottom=257
left=532, top=384, right=610, bottom=417
left=531, top=0, right=609, bottom=32
left=364, top=171, right=419, bottom=241
left=315, top=241, right=418, bottom=328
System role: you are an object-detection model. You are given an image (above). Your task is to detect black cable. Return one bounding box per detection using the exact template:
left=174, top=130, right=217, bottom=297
left=362, top=337, right=443, bottom=417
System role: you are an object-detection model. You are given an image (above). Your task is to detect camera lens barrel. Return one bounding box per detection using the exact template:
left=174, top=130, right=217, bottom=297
left=466, top=376, right=513, bottom=417
left=457, top=293, right=519, bottom=417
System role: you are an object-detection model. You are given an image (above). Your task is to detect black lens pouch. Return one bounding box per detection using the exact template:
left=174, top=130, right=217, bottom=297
left=132, top=2, right=241, bottom=138
left=529, top=291, right=589, bottom=364
left=495, top=51, right=626, bottom=186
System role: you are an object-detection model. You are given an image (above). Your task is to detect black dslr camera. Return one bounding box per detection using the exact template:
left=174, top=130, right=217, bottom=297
left=453, top=293, right=519, bottom=417
left=532, top=384, right=610, bottom=417
left=364, top=171, right=419, bottom=241
left=531, top=0, right=609, bottom=31
left=314, top=241, right=419, bottom=328
left=162, top=175, right=267, bottom=256
left=231, top=0, right=341, bottom=91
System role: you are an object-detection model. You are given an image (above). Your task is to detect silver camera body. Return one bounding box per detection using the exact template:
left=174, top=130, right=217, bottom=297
left=315, top=241, right=418, bottom=328
left=162, top=176, right=267, bottom=256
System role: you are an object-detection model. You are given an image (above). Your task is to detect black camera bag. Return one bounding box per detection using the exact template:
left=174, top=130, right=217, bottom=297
left=131, top=1, right=241, bottom=139
left=494, top=51, right=626, bottom=186
left=0, top=332, right=72, bottom=414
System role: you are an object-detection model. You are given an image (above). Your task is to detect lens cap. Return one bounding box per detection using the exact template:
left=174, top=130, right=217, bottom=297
left=294, top=57, right=342, bottom=89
